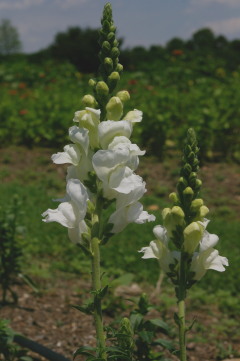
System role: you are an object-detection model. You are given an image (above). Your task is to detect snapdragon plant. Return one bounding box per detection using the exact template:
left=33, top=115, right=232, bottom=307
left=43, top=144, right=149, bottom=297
left=140, top=128, right=229, bottom=361
left=42, top=3, right=154, bottom=360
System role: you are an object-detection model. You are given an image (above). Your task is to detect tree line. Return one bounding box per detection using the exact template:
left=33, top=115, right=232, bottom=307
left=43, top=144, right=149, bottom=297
left=1, top=18, right=240, bottom=73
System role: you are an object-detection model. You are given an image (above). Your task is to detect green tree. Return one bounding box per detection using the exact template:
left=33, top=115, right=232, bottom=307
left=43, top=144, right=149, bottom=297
left=0, top=19, right=22, bottom=55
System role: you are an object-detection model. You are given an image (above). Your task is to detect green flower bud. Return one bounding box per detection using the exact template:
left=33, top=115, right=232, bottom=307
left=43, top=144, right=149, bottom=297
left=191, top=198, right=204, bottom=211
left=106, top=96, right=123, bottom=121
left=169, top=192, right=178, bottom=203
left=107, top=32, right=115, bottom=43
left=183, top=222, right=204, bottom=254
left=162, top=206, right=185, bottom=237
left=183, top=186, right=194, bottom=196
left=195, top=179, right=202, bottom=189
left=96, top=81, right=109, bottom=97
left=199, top=205, right=209, bottom=218
left=108, top=71, right=120, bottom=91
left=177, top=177, right=188, bottom=192
left=89, top=78, right=96, bottom=87
left=182, top=163, right=192, bottom=177
left=104, top=57, right=113, bottom=73
left=119, top=317, right=134, bottom=350
left=82, top=94, right=97, bottom=108
left=116, top=90, right=130, bottom=103
left=183, top=186, right=194, bottom=203
left=102, top=41, right=111, bottom=54
left=116, top=63, right=123, bottom=73
left=110, top=25, right=116, bottom=33
left=111, top=47, right=120, bottom=58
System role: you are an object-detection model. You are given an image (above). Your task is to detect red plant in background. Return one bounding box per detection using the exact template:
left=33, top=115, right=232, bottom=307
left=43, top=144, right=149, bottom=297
left=172, top=49, right=183, bottom=56
left=9, top=89, right=18, bottom=95
left=128, top=79, right=138, bottom=85
left=19, top=109, right=28, bottom=115
left=18, top=82, right=27, bottom=89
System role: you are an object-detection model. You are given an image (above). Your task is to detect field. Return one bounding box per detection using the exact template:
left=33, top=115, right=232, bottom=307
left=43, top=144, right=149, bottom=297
left=0, top=60, right=240, bottom=360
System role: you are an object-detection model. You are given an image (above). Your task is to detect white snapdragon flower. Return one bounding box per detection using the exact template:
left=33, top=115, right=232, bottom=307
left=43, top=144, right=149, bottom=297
left=42, top=179, right=89, bottom=244
left=98, top=109, right=142, bottom=149
left=109, top=202, right=155, bottom=233
left=190, top=230, right=228, bottom=280
left=51, top=125, right=93, bottom=182
left=73, top=107, right=100, bottom=148
left=139, top=225, right=179, bottom=273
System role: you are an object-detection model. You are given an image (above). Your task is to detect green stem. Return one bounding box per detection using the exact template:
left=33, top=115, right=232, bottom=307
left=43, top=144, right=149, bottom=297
left=91, top=237, right=107, bottom=360
left=178, top=253, right=187, bottom=361
left=178, top=299, right=187, bottom=361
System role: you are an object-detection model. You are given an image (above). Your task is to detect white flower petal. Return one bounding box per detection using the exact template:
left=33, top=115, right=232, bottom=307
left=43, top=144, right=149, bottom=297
left=153, top=225, right=168, bottom=246
left=66, top=179, right=88, bottom=219
left=139, top=242, right=159, bottom=259
left=67, top=152, right=93, bottom=182
left=199, top=231, right=219, bottom=252
left=92, top=149, right=129, bottom=183
left=115, top=179, right=146, bottom=208
left=98, top=120, right=132, bottom=149
left=69, top=126, right=89, bottom=155
left=191, top=247, right=229, bottom=280
left=51, top=144, right=81, bottom=166
left=42, top=202, right=76, bottom=228
left=68, top=220, right=88, bottom=244
left=123, top=109, right=143, bottom=123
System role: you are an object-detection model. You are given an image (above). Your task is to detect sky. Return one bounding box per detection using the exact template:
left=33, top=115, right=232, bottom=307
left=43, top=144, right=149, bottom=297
left=1, top=0, right=240, bottom=53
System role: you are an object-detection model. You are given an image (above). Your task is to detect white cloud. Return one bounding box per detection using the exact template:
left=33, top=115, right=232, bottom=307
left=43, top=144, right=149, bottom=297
left=0, top=0, right=44, bottom=10
left=206, top=17, right=240, bottom=35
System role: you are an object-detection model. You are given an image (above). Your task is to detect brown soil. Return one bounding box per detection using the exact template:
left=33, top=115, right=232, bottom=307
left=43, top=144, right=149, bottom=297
left=0, top=147, right=240, bottom=360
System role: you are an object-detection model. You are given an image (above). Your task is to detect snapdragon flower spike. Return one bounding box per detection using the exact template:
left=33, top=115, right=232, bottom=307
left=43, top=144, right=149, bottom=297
left=140, top=128, right=228, bottom=287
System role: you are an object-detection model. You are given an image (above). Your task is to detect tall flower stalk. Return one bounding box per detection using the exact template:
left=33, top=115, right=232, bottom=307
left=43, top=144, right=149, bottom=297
left=42, top=3, right=154, bottom=359
left=140, top=128, right=228, bottom=361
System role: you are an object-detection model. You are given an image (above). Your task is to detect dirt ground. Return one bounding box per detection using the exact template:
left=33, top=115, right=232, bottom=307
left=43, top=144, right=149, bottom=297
left=0, top=147, right=240, bottom=360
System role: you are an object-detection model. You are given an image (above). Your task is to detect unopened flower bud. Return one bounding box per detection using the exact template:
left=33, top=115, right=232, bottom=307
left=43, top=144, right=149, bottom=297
left=106, top=96, right=123, bottom=121
left=183, top=186, right=194, bottom=202
left=96, top=81, right=109, bottom=97
left=191, top=198, right=204, bottom=211
left=82, top=94, right=97, bottom=108
left=102, top=41, right=111, bottom=53
left=107, top=32, right=115, bottom=43
left=195, top=179, right=202, bottom=189
left=104, top=57, right=113, bottom=73
left=169, top=192, right=178, bottom=203
left=116, top=63, right=123, bottom=73
left=183, top=222, right=204, bottom=254
left=162, top=206, right=185, bottom=237
left=89, top=78, right=96, bottom=87
left=183, top=186, right=194, bottom=196
left=199, top=205, right=209, bottom=218
left=108, top=71, right=120, bottom=91
left=111, top=47, right=120, bottom=58
left=117, top=90, right=130, bottom=103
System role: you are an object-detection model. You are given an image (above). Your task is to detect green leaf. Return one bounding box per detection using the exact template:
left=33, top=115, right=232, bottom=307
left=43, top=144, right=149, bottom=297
left=149, top=319, right=170, bottom=333
left=138, top=330, right=154, bottom=343
left=73, top=346, right=95, bottom=359
left=154, top=338, right=175, bottom=351
left=71, top=303, right=94, bottom=315
left=130, top=313, right=143, bottom=331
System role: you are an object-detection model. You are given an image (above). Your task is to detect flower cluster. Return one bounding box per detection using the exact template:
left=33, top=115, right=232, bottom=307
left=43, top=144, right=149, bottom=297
left=140, top=128, right=228, bottom=284
left=42, top=99, right=155, bottom=243
left=140, top=218, right=228, bottom=281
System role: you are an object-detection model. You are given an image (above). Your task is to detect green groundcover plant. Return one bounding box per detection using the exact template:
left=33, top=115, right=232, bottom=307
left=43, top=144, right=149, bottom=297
left=42, top=3, right=228, bottom=361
